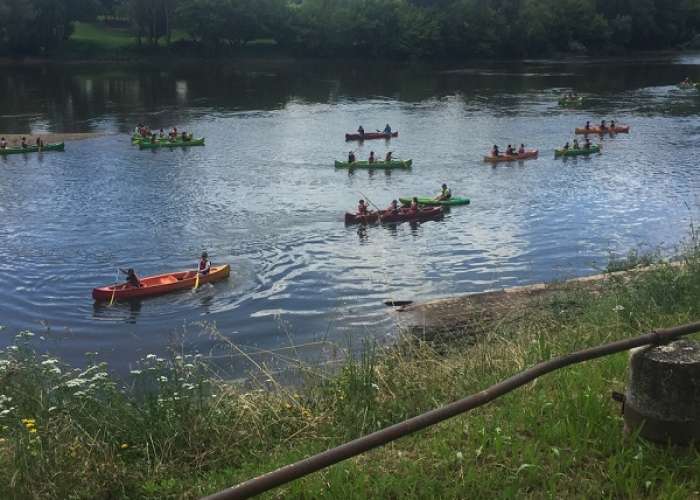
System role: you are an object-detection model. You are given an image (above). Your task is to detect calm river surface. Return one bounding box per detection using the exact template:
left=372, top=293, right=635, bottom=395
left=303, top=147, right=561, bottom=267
left=1, top=55, right=699, bottom=374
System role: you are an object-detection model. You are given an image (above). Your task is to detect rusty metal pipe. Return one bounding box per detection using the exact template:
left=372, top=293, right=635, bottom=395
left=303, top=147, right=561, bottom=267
left=203, top=321, right=700, bottom=500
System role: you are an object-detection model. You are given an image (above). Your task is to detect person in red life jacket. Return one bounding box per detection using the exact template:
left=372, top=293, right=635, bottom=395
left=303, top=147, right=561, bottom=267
left=119, top=268, right=141, bottom=287
left=357, top=199, right=369, bottom=215
left=198, top=252, right=211, bottom=276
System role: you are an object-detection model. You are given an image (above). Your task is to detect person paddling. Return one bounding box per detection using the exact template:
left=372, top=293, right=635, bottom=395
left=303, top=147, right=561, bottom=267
left=119, top=268, right=141, bottom=288
left=506, top=144, right=514, bottom=156
left=348, top=151, right=356, bottom=163
left=600, top=120, right=607, bottom=131
left=159, top=128, right=165, bottom=139
left=585, top=121, right=591, bottom=130
left=198, top=252, right=211, bottom=276
left=408, top=197, right=419, bottom=213
left=385, top=151, right=393, bottom=162
left=0, top=137, right=6, bottom=149
left=20, top=137, right=28, bottom=149
left=563, top=141, right=570, bottom=150
left=584, top=138, right=592, bottom=149
left=518, top=144, right=525, bottom=155
left=435, top=183, right=451, bottom=201
left=357, top=199, right=369, bottom=215
left=491, top=145, right=500, bottom=157
left=368, top=151, right=376, bottom=164
left=357, top=125, right=365, bottom=139
left=383, top=124, right=392, bottom=135
left=386, top=199, right=400, bottom=214
left=573, top=139, right=580, bottom=149
left=610, top=120, right=616, bottom=130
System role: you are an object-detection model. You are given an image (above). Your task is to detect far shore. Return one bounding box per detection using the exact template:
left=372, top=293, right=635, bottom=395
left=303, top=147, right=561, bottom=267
left=0, top=132, right=105, bottom=145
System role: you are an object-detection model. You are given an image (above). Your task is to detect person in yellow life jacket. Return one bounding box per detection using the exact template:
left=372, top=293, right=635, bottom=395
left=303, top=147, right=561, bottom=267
left=198, top=252, right=211, bottom=276
left=435, top=184, right=451, bottom=201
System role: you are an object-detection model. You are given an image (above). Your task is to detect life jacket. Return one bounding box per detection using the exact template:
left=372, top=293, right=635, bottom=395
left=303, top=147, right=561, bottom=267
left=358, top=204, right=368, bottom=215
left=199, top=259, right=210, bottom=273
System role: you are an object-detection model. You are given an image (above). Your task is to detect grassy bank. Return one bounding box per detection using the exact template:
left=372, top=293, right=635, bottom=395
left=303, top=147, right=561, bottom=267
left=59, top=22, right=277, bottom=61
left=2, top=248, right=700, bottom=498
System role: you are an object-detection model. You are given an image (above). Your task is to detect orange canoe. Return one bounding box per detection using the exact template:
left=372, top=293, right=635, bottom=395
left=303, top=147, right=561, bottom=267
left=575, top=125, right=629, bottom=135
left=92, top=264, right=230, bottom=302
left=483, top=149, right=538, bottom=163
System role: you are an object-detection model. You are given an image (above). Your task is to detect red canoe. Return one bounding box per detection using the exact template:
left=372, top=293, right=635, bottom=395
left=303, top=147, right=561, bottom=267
left=345, top=131, right=398, bottom=141
left=483, top=149, right=539, bottom=163
left=575, top=125, right=630, bottom=135
left=92, top=264, right=230, bottom=301
left=345, top=207, right=443, bottom=225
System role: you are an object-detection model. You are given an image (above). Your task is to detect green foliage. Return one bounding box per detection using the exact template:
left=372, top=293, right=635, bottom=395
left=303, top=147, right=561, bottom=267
left=3, top=251, right=700, bottom=498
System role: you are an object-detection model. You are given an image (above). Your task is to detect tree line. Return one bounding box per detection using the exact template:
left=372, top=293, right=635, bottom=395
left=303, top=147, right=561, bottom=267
left=1, top=0, right=699, bottom=58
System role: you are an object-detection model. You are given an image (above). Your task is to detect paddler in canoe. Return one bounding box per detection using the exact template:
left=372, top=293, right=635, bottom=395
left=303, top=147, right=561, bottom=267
left=159, top=128, right=166, bottom=139
left=0, top=137, right=6, bottom=149
left=573, top=139, right=580, bottom=149
left=562, top=141, right=570, bottom=151
left=385, top=151, right=393, bottom=161
left=491, top=145, right=500, bottom=157
left=505, top=144, right=515, bottom=155
left=357, top=199, right=370, bottom=216
left=198, top=252, right=211, bottom=276
left=584, top=137, right=592, bottom=149
left=386, top=199, right=400, bottom=214
left=368, top=151, right=376, bottom=164
left=434, top=184, right=451, bottom=201
left=383, top=124, right=392, bottom=135
left=408, top=197, right=419, bottom=213
left=584, top=121, right=591, bottom=131
left=35, top=137, right=44, bottom=149
left=119, top=268, right=141, bottom=288
left=357, top=125, right=365, bottom=140
left=599, top=120, right=607, bottom=131
left=348, top=151, right=356, bottom=163
left=21, top=137, right=28, bottom=149
left=518, top=144, right=526, bottom=155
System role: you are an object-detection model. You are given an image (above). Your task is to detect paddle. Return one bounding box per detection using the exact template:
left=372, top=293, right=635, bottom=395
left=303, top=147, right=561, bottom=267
left=194, top=266, right=200, bottom=290
left=358, top=191, right=382, bottom=212
left=109, top=268, right=119, bottom=306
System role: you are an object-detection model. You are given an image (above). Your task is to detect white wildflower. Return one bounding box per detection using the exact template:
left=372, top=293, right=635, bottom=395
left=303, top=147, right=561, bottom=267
left=613, top=304, right=625, bottom=312
left=41, top=359, right=59, bottom=366
left=158, top=376, right=168, bottom=383
left=65, top=378, right=87, bottom=388
left=146, top=354, right=157, bottom=360
left=130, top=370, right=142, bottom=375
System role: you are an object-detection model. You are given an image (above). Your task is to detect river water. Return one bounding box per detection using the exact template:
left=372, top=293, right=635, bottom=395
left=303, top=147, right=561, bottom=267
left=1, top=55, right=699, bottom=374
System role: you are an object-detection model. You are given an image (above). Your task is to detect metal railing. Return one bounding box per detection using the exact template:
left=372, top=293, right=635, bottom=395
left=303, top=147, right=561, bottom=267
left=203, top=321, right=700, bottom=500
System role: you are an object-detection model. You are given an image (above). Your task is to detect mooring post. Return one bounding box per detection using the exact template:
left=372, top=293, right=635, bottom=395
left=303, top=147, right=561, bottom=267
left=622, top=339, right=700, bottom=445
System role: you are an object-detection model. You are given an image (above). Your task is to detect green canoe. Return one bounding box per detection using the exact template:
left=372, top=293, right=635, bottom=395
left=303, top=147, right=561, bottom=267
left=334, top=159, right=412, bottom=169
left=558, top=97, right=583, bottom=107
left=0, top=142, right=65, bottom=155
left=399, top=196, right=470, bottom=206
left=554, top=144, right=601, bottom=157
left=139, top=138, right=205, bottom=149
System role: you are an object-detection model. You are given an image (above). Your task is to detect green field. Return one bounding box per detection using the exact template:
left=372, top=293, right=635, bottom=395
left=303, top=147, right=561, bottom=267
left=2, top=247, right=700, bottom=498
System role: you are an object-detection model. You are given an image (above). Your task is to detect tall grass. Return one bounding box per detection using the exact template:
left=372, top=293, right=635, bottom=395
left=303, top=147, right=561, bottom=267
left=2, top=252, right=700, bottom=498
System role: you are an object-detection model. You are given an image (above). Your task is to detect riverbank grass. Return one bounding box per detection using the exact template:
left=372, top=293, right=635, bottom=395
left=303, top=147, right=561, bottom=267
left=2, top=252, right=700, bottom=498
